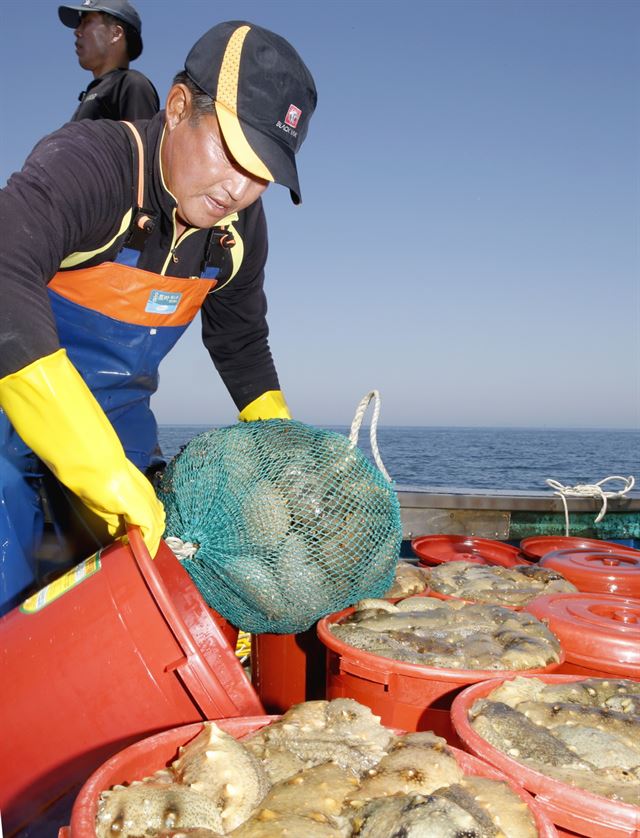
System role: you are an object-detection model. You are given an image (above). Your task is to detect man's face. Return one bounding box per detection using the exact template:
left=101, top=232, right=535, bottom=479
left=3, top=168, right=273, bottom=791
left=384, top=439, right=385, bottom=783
left=74, top=11, right=117, bottom=72
left=162, top=106, right=269, bottom=229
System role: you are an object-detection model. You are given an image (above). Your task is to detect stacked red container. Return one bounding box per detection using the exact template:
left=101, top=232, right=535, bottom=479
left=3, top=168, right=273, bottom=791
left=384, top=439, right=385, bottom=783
left=520, top=536, right=640, bottom=562
left=525, top=592, right=640, bottom=678
left=538, top=548, right=640, bottom=597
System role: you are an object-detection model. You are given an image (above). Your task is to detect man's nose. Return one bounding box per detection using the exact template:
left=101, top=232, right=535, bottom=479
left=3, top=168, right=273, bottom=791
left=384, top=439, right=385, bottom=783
left=225, top=169, right=252, bottom=202
left=74, top=17, right=85, bottom=36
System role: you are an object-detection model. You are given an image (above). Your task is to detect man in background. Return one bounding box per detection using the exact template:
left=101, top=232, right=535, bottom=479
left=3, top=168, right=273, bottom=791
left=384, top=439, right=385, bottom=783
left=59, top=0, right=159, bottom=121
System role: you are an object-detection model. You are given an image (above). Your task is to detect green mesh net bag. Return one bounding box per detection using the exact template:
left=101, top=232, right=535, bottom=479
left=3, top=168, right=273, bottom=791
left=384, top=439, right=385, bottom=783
left=157, top=391, right=402, bottom=633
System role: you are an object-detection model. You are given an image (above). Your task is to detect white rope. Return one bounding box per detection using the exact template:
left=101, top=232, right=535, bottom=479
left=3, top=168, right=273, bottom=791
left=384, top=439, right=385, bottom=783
left=164, top=535, right=199, bottom=561
left=545, top=475, right=636, bottom=536
left=349, top=390, right=392, bottom=483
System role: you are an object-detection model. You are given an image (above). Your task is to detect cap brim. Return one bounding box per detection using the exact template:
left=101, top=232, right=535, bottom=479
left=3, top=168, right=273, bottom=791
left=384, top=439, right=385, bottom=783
left=58, top=5, right=85, bottom=27
left=215, top=101, right=302, bottom=205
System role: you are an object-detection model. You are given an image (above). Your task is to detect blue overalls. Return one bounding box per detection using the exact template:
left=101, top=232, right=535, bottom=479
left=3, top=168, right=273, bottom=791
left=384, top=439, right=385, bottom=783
left=0, top=122, right=233, bottom=613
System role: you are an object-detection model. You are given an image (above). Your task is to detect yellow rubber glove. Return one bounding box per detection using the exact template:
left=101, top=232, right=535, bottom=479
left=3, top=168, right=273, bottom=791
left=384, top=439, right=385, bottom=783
left=0, top=349, right=165, bottom=556
left=238, top=389, right=292, bottom=421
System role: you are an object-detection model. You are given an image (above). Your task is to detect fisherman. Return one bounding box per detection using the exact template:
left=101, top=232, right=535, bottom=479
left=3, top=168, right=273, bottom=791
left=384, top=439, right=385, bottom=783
left=59, top=0, right=159, bottom=121
left=0, top=20, right=317, bottom=613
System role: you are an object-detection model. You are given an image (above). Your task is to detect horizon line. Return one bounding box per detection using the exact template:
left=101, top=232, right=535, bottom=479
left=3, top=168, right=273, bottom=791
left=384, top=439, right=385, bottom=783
left=157, top=422, right=639, bottom=432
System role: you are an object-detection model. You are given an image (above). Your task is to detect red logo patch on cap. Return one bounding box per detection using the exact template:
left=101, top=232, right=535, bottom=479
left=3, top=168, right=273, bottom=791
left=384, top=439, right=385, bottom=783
left=285, top=105, right=302, bottom=129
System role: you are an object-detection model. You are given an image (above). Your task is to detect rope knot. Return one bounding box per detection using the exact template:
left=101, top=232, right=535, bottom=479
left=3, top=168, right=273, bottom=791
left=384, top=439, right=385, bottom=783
left=165, top=536, right=199, bottom=561
left=545, top=475, right=635, bottom=535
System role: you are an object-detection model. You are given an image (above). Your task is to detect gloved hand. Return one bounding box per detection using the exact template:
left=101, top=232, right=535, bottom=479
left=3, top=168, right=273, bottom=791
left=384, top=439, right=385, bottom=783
left=0, top=349, right=165, bottom=556
left=238, top=389, right=291, bottom=421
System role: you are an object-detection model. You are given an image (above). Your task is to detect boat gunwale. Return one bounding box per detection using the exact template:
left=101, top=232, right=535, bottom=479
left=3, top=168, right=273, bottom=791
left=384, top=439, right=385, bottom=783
left=396, top=486, right=640, bottom=512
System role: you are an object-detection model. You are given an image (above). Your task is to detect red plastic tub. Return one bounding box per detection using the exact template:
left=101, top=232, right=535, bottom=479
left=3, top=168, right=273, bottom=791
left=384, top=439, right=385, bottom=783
left=520, top=536, right=640, bottom=561
left=317, top=606, right=564, bottom=743
left=451, top=674, right=640, bottom=838
left=0, top=527, right=263, bottom=836
left=412, top=534, right=531, bottom=567
left=251, top=590, right=432, bottom=714
left=539, top=548, right=640, bottom=597
left=60, top=715, right=557, bottom=838
left=525, top=593, right=640, bottom=679
left=251, top=626, right=327, bottom=713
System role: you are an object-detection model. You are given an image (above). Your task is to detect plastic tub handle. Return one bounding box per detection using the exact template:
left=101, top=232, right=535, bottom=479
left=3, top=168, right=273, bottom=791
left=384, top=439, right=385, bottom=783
left=337, top=659, right=436, bottom=692
left=588, top=603, right=640, bottom=625
left=339, top=657, right=390, bottom=686
left=587, top=553, right=637, bottom=568
left=127, top=526, right=242, bottom=718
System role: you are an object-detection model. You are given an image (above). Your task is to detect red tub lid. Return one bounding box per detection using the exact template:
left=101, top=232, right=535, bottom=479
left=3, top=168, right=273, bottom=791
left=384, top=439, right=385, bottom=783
left=539, top=548, right=640, bottom=596
left=526, top=593, right=640, bottom=672
left=520, top=535, right=640, bottom=561
left=412, top=535, right=530, bottom=567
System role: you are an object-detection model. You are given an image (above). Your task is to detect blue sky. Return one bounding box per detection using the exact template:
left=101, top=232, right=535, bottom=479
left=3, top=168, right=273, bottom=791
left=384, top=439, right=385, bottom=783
left=1, top=0, right=638, bottom=428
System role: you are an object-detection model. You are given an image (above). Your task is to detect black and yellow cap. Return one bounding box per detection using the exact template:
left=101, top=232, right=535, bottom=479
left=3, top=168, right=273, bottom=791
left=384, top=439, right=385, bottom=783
left=185, top=21, right=317, bottom=204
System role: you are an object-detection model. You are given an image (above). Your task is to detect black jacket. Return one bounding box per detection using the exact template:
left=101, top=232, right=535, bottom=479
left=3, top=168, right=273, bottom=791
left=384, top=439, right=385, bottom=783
left=0, top=112, right=279, bottom=411
left=72, top=68, right=159, bottom=122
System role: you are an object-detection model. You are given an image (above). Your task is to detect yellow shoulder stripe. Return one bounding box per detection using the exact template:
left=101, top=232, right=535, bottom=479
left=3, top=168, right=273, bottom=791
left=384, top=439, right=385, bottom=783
left=60, top=209, right=133, bottom=269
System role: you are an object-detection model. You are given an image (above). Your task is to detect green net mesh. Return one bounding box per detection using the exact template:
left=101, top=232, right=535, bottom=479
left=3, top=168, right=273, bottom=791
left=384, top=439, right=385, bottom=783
left=156, top=419, right=401, bottom=633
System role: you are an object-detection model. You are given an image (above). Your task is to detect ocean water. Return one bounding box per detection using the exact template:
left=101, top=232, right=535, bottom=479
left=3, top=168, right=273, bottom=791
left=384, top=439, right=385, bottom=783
left=158, top=424, right=639, bottom=492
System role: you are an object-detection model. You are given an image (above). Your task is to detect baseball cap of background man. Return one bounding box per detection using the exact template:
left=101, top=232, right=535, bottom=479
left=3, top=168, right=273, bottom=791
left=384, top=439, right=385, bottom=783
left=185, top=21, right=318, bottom=204
left=58, top=0, right=143, bottom=60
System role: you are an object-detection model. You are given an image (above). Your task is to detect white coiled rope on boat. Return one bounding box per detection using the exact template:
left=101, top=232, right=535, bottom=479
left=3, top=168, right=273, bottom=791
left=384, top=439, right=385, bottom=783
left=546, top=475, right=636, bottom=536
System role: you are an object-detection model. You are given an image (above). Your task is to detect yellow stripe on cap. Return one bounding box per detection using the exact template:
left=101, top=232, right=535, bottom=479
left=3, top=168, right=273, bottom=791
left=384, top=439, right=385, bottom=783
left=215, top=25, right=274, bottom=183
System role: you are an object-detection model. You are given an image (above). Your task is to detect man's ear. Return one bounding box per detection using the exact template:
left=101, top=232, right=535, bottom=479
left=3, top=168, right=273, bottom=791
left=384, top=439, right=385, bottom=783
left=110, top=22, right=124, bottom=45
left=165, top=84, right=192, bottom=130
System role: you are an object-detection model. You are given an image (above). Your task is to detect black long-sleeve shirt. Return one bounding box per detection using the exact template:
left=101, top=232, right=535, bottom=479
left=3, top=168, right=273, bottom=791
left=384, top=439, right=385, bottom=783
left=0, top=112, right=280, bottom=412
left=72, top=68, right=159, bottom=121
